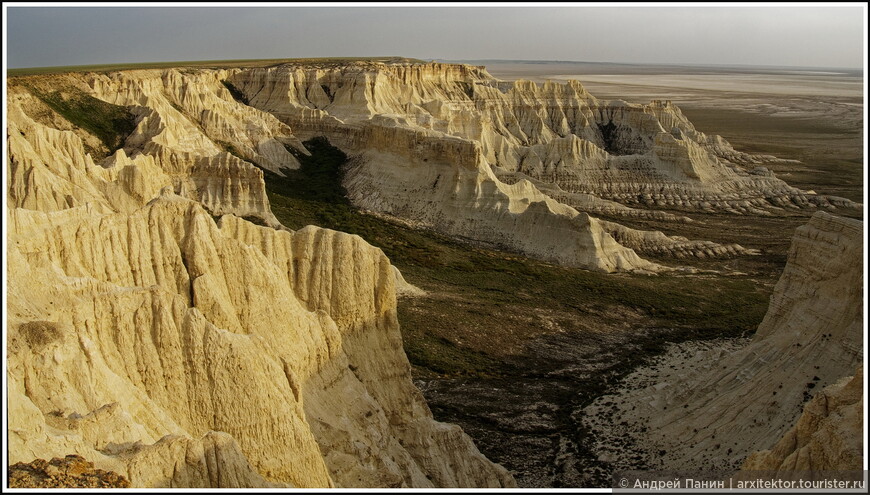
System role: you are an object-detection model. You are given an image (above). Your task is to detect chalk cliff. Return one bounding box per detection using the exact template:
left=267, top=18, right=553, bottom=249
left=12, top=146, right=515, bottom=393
left=11, top=62, right=796, bottom=275
left=230, top=62, right=813, bottom=271
left=584, top=211, right=863, bottom=473
left=8, top=71, right=289, bottom=226
left=7, top=60, right=861, bottom=487
left=6, top=72, right=514, bottom=488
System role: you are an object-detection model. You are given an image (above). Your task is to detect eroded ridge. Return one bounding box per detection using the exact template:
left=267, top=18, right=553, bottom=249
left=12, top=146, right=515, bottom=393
left=229, top=62, right=859, bottom=216
left=227, top=62, right=856, bottom=270
left=6, top=70, right=515, bottom=488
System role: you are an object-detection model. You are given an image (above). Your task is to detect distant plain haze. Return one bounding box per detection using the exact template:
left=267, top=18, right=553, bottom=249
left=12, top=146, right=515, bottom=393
left=4, top=4, right=866, bottom=70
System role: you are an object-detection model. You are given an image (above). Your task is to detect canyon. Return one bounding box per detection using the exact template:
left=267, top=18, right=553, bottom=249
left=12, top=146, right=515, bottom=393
left=5, top=59, right=864, bottom=488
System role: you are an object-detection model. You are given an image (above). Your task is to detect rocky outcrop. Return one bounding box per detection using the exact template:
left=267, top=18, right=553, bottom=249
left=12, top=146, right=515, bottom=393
left=10, top=62, right=784, bottom=276
left=231, top=62, right=858, bottom=214
left=341, top=136, right=665, bottom=273
left=584, top=211, right=863, bottom=473
left=8, top=455, right=131, bottom=488
left=492, top=167, right=695, bottom=224
left=9, top=69, right=305, bottom=226
left=597, top=219, right=756, bottom=259
left=742, top=367, right=863, bottom=473
left=6, top=70, right=515, bottom=488
left=227, top=61, right=856, bottom=271
left=6, top=194, right=513, bottom=488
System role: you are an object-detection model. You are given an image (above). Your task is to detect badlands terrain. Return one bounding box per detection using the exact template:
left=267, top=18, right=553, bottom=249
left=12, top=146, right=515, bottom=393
left=5, top=57, right=865, bottom=488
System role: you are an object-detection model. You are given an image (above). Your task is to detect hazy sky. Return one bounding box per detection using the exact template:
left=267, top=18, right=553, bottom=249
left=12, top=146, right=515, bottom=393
left=4, top=3, right=867, bottom=69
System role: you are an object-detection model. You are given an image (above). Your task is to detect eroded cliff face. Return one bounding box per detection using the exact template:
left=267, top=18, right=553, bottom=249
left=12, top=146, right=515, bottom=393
left=223, top=64, right=804, bottom=272
left=6, top=71, right=515, bottom=488
left=584, top=211, right=863, bottom=474
left=230, top=62, right=826, bottom=272
left=11, top=62, right=793, bottom=276
left=8, top=69, right=306, bottom=226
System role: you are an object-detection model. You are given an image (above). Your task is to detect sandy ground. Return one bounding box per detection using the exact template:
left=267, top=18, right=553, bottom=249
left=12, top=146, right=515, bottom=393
left=549, top=74, right=860, bottom=98
left=582, top=338, right=751, bottom=474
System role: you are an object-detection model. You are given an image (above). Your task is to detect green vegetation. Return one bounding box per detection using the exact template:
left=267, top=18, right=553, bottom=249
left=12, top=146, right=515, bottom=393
left=263, top=136, right=772, bottom=378
left=26, top=85, right=136, bottom=159
left=403, top=332, right=503, bottom=377
left=8, top=57, right=428, bottom=77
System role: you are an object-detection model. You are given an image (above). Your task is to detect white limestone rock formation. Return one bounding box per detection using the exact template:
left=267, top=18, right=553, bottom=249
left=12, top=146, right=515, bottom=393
left=230, top=62, right=858, bottom=214
left=6, top=72, right=515, bottom=489
left=340, top=128, right=665, bottom=273
left=88, top=69, right=306, bottom=175
left=8, top=74, right=285, bottom=227
left=597, top=219, right=757, bottom=259
left=491, top=166, right=695, bottom=224
left=230, top=62, right=786, bottom=271
left=584, top=211, right=863, bottom=473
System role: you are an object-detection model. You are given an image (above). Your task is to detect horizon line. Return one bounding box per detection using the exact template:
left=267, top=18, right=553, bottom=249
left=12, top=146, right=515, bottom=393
left=6, top=56, right=864, bottom=74
left=439, top=58, right=865, bottom=72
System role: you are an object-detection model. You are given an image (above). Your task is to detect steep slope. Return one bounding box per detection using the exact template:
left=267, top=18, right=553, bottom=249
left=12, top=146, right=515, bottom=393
left=6, top=72, right=514, bottom=488
left=228, top=62, right=859, bottom=271
left=230, top=62, right=807, bottom=272
left=8, top=79, right=281, bottom=226
left=584, top=211, right=863, bottom=473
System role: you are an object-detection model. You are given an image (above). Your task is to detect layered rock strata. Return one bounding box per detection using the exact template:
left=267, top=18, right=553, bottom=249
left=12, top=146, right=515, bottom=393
left=584, top=211, right=863, bottom=473
left=227, top=62, right=854, bottom=270
left=241, top=64, right=857, bottom=219
left=6, top=72, right=514, bottom=488
left=12, top=65, right=732, bottom=274
left=9, top=69, right=306, bottom=227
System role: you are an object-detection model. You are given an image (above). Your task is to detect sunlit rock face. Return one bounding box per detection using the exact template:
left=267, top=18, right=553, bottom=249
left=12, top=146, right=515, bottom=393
left=229, top=61, right=856, bottom=272
left=6, top=71, right=515, bottom=489
left=7, top=60, right=861, bottom=487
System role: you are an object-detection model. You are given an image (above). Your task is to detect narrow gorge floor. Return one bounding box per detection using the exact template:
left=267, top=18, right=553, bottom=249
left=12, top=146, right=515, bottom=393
left=397, top=209, right=861, bottom=487
left=399, top=272, right=769, bottom=488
